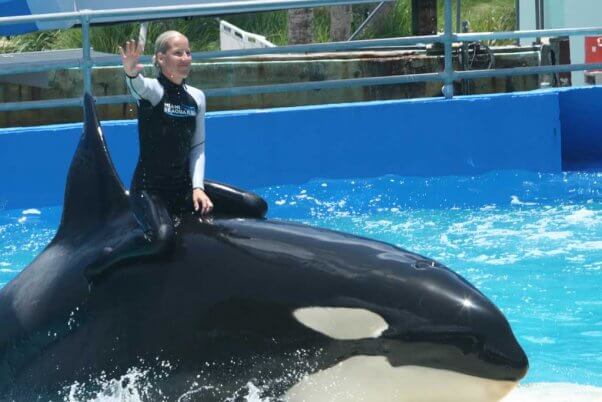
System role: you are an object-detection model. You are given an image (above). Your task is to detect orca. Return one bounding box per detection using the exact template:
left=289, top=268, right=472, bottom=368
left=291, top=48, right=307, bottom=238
left=0, top=94, right=528, bottom=401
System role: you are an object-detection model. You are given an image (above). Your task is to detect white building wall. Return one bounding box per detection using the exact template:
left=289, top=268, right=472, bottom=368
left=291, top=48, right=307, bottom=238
left=519, top=0, right=536, bottom=35
left=219, top=20, right=275, bottom=50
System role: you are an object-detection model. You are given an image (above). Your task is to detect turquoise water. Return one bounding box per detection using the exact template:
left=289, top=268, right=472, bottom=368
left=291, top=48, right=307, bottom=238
left=1, top=170, right=601, bottom=399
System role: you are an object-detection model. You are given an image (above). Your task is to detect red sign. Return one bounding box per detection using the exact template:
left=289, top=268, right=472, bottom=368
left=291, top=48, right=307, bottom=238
left=585, top=36, right=602, bottom=70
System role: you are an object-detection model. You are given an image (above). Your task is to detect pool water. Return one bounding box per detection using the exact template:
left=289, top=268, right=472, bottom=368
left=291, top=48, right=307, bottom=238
left=1, top=170, right=601, bottom=401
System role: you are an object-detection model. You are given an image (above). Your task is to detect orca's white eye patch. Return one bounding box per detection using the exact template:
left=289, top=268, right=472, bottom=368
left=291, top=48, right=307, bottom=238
left=293, top=307, right=388, bottom=340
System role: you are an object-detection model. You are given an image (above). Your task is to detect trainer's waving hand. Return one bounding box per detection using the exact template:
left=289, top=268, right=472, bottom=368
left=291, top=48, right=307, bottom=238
left=119, top=39, right=144, bottom=78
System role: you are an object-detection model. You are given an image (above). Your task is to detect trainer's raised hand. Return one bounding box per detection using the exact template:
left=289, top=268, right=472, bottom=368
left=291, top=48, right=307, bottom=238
left=119, top=39, right=143, bottom=78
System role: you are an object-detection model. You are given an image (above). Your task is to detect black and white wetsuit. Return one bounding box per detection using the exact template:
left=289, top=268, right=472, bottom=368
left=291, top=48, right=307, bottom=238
left=84, top=72, right=268, bottom=282
left=126, top=72, right=206, bottom=214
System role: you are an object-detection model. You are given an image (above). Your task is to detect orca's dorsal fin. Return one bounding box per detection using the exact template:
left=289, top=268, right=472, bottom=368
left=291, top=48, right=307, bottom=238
left=56, top=93, right=130, bottom=239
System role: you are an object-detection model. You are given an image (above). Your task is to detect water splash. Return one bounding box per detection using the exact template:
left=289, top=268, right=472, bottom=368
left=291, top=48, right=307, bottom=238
left=63, top=368, right=159, bottom=402
left=59, top=350, right=320, bottom=402
left=502, top=383, right=602, bottom=402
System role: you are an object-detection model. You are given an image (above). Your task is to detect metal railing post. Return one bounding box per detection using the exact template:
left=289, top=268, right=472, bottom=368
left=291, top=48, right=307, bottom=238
left=443, top=0, right=454, bottom=98
left=81, top=12, right=93, bottom=96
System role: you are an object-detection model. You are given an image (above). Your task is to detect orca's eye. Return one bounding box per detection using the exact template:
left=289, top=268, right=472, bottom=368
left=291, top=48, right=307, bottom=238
left=293, top=307, right=388, bottom=340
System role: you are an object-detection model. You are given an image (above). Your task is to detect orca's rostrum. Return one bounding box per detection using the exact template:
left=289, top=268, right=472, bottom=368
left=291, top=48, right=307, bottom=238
left=0, top=94, right=528, bottom=401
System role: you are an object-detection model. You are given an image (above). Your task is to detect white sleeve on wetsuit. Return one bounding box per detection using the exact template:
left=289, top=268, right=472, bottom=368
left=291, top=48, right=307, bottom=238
left=125, top=74, right=164, bottom=106
left=187, top=86, right=207, bottom=190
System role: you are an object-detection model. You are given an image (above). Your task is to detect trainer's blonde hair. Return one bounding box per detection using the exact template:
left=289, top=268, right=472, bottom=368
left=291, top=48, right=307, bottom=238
left=152, top=30, right=187, bottom=69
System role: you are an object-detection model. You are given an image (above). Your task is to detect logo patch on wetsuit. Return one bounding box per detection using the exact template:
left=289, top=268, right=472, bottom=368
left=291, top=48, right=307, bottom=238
left=164, top=103, right=197, bottom=117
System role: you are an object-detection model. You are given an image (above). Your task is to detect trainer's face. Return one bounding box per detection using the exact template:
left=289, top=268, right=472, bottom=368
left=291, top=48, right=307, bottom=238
left=158, top=34, right=192, bottom=85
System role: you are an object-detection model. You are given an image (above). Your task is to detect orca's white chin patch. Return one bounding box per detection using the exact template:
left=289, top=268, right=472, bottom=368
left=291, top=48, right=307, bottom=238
left=293, top=307, right=388, bottom=340
left=285, top=356, right=517, bottom=402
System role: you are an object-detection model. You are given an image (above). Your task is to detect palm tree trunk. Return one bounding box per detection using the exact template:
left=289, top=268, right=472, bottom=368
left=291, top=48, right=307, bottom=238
left=411, top=0, right=437, bottom=35
left=288, top=8, right=314, bottom=44
left=329, top=5, right=352, bottom=42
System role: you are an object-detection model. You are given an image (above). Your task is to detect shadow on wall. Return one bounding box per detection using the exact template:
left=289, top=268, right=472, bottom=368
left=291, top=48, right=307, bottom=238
left=559, top=86, right=602, bottom=170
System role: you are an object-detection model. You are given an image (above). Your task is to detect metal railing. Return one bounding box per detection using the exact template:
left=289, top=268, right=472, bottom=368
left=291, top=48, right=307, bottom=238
left=2, top=0, right=602, bottom=113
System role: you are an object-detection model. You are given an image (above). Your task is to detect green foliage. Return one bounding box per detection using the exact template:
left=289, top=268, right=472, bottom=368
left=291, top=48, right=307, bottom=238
left=225, top=11, right=288, bottom=45
left=364, top=0, right=412, bottom=38
left=436, top=0, right=516, bottom=44
left=46, top=18, right=219, bottom=54
left=0, top=30, right=60, bottom=52
left=313, top=8, right=331, bottom=43
left=464, top=6, right=516, bottom=44
left=1, top=0, right=517, bottom=53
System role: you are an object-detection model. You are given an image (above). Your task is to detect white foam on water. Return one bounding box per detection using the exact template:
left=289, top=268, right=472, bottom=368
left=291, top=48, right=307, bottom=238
left=522, top=336, right=556, bottom=345
left=571, top=241, right=602, bottom=251
left=485, top=255, right=520, bottom=265
left=440, top=234, right=458, bottom=248
left=63, top=374, right=273, bottom=402
left=565, top=208, right=597, bottom=225
left=22, top=208, right=41, bottom=215
left=176, top=385, right=217, bottom=402
left=471, top=254, right=492, bottom=263
left=485, top=228, right=523, bottom=237
left=566, top=255, right=586, bottom=262
left=576, top=300, right=602, bottom=306
left=523, top=248, right=568, bottom=258
left=585, top=262, right=602, bottom=271
left=226, top=382, right=270, bottom=402
left=528, top=231, right=572, bottom=241
left=0, top=268, right=19, bottom=273
left=502, top=382, right=602, bottom=402
left=510, top=196, right=538, bottom=206
left=469, top=254, right=519, bottom=265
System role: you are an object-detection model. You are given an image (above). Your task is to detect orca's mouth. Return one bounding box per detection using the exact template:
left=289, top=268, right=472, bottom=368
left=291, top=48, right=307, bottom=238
left=381, top=329, right=529, bottom=382
left=285, top=355, right=520, bottom=402
left=481, top=342, right=529, bottom=380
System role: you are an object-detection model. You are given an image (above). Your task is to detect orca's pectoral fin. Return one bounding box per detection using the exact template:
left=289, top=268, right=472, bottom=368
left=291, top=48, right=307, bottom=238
left=204, top=180, right=268, bottom=219
left=83, top=222, right=175, bottom=282
left=84, top=192, right=176, bottom=282
left=84, top=227, right=150, bottom=282
left=84, top=224, right=175, bottom=283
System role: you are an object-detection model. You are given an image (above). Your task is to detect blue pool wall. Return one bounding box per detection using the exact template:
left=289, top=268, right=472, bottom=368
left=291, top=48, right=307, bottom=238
left=1, top=86, right=600, bottom=210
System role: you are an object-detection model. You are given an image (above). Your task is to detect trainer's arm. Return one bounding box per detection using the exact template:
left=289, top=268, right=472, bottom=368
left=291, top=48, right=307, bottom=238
left=120, top=39, right=162, bottom=105
left=190, top=90, right=213, bottom=214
